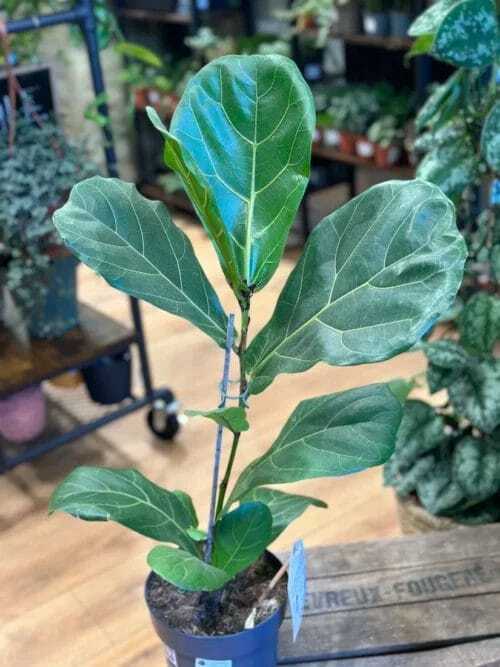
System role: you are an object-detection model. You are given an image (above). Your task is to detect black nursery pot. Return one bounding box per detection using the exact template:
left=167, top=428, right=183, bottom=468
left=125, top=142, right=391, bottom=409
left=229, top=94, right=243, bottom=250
left=145, top=552, right=287, bottom=667
left=82, top=350, right=131, bottom=405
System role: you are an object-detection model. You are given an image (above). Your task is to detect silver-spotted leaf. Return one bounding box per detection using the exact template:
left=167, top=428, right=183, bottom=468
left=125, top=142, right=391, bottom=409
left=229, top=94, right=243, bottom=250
left=453, top=437, right=500, bottom=503
left=49, top=467, right=198, bottom=554
left=247, top=179, right=466, bottom=395
left=448, top=359, right=500, bottom=433
left=166, top=54, right=315, bottom=292
left=212, top=502, right=272, bottom=576
left=408, top=0, right=459, bottom=37
left=229, top=384, right=402, bottom=504
left=148, top=546, right=230, bottom=592
left=458, top=293, right=500, bottom=355
left=416, top=71, right=464, bottom=132
left=239, top=488, right=327, bottom=541
left=432, top=0, right=498, bottom=68
left=53, top=176, right=228, bottom=347
left=422, top=340, right=470, bottom=393
left=481, top=102, right=500, bottom=172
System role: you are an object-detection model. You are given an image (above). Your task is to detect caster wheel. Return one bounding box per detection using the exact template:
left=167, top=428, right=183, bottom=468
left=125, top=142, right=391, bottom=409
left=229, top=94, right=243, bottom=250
left=147, top=398, right=180, bottom=440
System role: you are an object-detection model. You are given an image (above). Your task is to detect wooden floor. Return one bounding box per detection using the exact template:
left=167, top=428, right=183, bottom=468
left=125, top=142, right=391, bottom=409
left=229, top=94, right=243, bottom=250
left=0, top=216, right=427, bottom=666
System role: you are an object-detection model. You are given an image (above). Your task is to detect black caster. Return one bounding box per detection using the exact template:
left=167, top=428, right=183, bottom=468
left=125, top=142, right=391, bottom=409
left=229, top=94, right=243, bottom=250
left=146, top=396, right=180, bottom=440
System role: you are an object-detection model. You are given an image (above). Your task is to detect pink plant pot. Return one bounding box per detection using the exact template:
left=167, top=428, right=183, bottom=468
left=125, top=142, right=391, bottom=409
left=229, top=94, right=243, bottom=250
left=0, top=385, right=47, bottom=443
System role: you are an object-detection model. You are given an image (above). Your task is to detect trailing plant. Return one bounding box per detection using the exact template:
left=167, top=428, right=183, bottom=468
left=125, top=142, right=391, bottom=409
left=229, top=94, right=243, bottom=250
left=368, top=114, right=404, bottom=148
left=0, top=117, right=95, bottom=320
left=384, top=0, right=500, bottom=523
left=49, top=55, right=465, bottom=630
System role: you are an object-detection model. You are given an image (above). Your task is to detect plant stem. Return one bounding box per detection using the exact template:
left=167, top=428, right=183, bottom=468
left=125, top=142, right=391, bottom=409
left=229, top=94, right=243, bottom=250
left=203, top=314, right=235, bottom=564
left=215, top=296, right=250, bottom=517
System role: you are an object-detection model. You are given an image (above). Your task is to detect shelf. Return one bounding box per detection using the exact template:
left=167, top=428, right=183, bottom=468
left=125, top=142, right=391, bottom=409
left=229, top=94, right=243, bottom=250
left=0, top=304, right=135, bottom=399
left=117, top=8, right=191, bottom=25
left=312, top=144, right=415, bottom=178
left=333, top=32, right=413, bottom=51
left=141, top=183, right=195, bottom=216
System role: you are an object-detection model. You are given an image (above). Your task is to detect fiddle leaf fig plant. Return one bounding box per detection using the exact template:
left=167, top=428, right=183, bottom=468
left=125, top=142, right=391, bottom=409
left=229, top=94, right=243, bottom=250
left=49, top=55, right=466, bottom=620
left=384, top=2, right=500, bottom=525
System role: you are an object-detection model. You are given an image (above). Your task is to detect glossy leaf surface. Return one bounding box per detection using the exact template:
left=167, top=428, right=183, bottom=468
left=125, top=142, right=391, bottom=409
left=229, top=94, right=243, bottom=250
left=167, top=54, right=315, bottom=291
left=239, top=487, right=327, bottom=540
left=433, top=0, right=497, bottom=68
left=148, top=546, right=230, bottom=592
left=247, top=180, right=466, bottom=394
left=212, top=502, right=272, bottom=576
left=49, top=467, right=198, bottom=554
left=229, top=384, right=402, bottom=503
left=408, top=0, right=459, bottom=36
left=53, top=176, right=228, bottom=347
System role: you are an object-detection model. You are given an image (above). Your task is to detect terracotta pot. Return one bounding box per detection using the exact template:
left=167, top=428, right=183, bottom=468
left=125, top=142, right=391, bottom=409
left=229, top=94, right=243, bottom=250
left=339, top=131, right=357, bottom=154
left=134, top=88, right=149, bottom=111
left=0, top=385, right=47, bottom=444
left=396, top=495, right=459, bottom=535
left=374, top=144, right=402, bottom=168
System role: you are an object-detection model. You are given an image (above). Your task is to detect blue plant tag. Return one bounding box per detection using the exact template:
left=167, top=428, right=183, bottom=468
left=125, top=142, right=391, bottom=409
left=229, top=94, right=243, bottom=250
left=490, top=179, right=500, bottom=206
left=288, top=539, right=307, bottom=642
left=195, top=660, right=232, bottom=667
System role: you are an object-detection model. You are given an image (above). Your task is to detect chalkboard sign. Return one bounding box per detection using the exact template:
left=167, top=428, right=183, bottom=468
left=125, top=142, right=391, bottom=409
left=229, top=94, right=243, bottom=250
left=0, top=64, right=54, bottom=131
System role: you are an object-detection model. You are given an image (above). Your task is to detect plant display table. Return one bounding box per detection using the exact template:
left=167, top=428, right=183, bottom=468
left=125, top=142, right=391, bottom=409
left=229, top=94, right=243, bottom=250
left=280, top=524, right=500, bottom=665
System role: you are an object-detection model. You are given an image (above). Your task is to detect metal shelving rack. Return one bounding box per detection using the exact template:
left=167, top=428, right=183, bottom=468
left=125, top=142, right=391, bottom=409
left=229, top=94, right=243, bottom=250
left=1, top=0, right=180, bottom=473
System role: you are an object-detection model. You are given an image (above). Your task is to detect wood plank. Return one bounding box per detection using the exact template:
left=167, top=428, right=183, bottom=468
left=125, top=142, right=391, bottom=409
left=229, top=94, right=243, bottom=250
left=279, top=525, right=500, bottom=662
left=0, top=303, right=134, bottom=398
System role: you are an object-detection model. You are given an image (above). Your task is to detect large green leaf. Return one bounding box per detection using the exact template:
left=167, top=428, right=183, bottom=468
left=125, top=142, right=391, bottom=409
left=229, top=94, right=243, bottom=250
left=246, top=179, right=466, bottom=395
left=53, top=176, right=228, bottom=348
left=148, top=546, right=230, bottom=592
left=212, top=502, right=272, bottom=576
left=481, top=102, right=500, bottom=172
left=164, top=54, right=315, bottom=292
left=432, top=0, right=498, bottom=68
left=228, top=384, right=402, bottom=504
left=408, top=0, right=459, bottom=37
left=147, top=108, right=241, bottom=294
left=49, top=467, right=198, bottom=555
left=239, top=487, right=327, bottom=541
left=458, top=293, right=500, bottom=355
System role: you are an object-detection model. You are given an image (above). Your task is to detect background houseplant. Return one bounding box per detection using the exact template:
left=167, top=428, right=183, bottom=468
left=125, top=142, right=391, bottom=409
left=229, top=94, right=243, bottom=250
left=384, top=0, right=500, bottom=532
left=0, top=117, right=95, bottom=338
left=48, top=54, right=465, bottom=666
left=368, top=114, right=405, bottom=166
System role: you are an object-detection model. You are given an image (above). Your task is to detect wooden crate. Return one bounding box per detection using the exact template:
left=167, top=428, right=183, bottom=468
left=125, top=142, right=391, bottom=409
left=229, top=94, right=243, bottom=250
left=279, top=524, right=500, bottom=665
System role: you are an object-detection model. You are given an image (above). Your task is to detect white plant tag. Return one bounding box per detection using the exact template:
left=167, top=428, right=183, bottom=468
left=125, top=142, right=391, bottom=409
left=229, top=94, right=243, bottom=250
left=323, top=129, right=340, bottom=146
left=195, top=660, right=232, bottom=667
left=165, top=645, right=178, bottom=666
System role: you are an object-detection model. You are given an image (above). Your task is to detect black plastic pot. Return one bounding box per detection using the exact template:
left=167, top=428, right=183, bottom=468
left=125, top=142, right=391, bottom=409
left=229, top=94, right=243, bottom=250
left=146, top=552, right=287, bottom=667
left=389, top=10, right=410, bottom=37
left=82, top=350, right=132, bottom=405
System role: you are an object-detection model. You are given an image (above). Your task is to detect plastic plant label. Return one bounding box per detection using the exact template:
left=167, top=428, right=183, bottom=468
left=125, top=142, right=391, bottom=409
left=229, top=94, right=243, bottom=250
left=195, top=660, right=232, bottom=667
left=490, top=179, right=500, bottom=206
left=323, top=129, right=340, bottom=147
left=165, top=645, right=178, bottom=666
left=288, top=539, right=307, bottom=642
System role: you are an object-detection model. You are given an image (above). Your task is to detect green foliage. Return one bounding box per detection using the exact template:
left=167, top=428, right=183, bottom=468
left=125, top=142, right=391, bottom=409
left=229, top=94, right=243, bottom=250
left=186, top=407, right=249, bottom=434
left=246, top=180, right=465, bottom=394
left=367, top=115, right=404, bottom=148
left=212, top=503, right=272, bottom=576
left=0, top=118, right=94, bottom=320
left=388, top=1, right=500, bottom=525
left=54, top=177, right=229, bottom=348
left=50, top=55, right=465, bottom=597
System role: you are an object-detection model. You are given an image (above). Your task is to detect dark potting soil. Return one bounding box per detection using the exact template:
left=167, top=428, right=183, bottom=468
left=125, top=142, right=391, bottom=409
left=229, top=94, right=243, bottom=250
left=146, top=553, right=287, bottom=636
